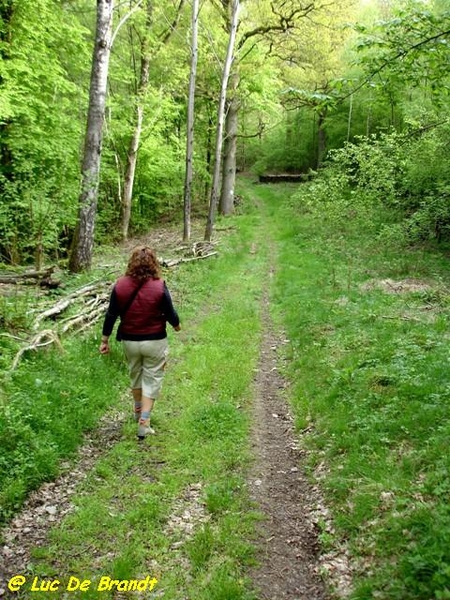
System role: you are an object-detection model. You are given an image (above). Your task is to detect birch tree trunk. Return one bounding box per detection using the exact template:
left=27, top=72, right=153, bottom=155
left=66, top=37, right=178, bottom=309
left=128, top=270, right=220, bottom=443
left=203, top=108, right=214, bottom=202
left=219, top=71, right=239, bottom=215
left=121, top=0, right=152, bottom=241
left=183, top=0, right=199, bottom=242
left=204, top=0, right=240, bottom=242
left=69, top=0, right=114, bottom=273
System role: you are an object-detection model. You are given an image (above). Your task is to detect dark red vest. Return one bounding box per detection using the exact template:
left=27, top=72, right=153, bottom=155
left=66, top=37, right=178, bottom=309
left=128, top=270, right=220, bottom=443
left=115, top=276, right=166, bottom=336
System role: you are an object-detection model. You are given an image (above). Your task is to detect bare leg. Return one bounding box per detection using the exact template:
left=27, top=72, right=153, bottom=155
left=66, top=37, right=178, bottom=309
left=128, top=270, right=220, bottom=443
left=132, top=388, right=142, bottom=422
left=139, top=395, right=155, bottom=425
left=137, top=396, right=156, bottom=439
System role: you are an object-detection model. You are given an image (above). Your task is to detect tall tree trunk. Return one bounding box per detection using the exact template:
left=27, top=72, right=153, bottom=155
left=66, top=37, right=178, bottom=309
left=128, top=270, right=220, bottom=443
left=316, top=108, right=327, bottom=168
left=204, top=0, right=239, bottom=241
left=366, top=90, right=373, bottom=137
left=122, top=92, right=146, bottom=241
left=122, top=1, right=152, bottom=241
left=219, top=71, right=239, bottom=215
left=204, top=108, right=214, bottom=202
left=121, top=0, right=184, bottom=240
left=183, top=0, right=199, bottom=242
left=0, top=2, right=14, bottom=190
left=69, top=0, right=114, bottom=273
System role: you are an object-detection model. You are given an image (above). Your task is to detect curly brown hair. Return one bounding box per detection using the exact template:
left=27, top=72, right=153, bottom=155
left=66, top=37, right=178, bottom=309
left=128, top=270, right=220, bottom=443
left=125, top=246, right=161, bottom=281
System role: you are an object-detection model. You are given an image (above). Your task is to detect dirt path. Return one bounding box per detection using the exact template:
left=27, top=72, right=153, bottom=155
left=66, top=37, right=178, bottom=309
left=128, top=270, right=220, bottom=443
left=248, top=274, right=330, bottom=599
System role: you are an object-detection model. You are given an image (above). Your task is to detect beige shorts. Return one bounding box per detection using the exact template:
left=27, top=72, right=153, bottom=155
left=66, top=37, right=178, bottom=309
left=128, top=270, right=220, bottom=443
left=123, top=338, right=169, bottom=399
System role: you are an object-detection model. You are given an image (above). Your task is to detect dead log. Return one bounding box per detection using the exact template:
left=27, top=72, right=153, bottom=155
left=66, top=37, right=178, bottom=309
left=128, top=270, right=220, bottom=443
left=61, top=305, right=107, bottom=333
left=31, top=282, right=109, bottom=331
left=214, top=225, right=236, bottom=231
left=32, top=298, right=73, bottom=330
left=192, top=241, right=217, bottom=256
left=0, top=266, right=56, bottom=285
left=258, top=173, right=304, bottom=183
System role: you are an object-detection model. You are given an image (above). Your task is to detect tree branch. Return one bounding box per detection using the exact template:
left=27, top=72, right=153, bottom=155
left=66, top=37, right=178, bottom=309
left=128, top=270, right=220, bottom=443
left=237, top=1, right=315, bottom=50
left=111, top=0, right=143, bottom=47
left=340, top=28, right=450, bottom=103
left=159, top=0, right=186, bottom=45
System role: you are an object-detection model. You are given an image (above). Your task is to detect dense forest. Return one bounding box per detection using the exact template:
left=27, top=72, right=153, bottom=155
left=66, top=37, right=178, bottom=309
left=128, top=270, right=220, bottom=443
left=0, top=0, right=448, bottom=271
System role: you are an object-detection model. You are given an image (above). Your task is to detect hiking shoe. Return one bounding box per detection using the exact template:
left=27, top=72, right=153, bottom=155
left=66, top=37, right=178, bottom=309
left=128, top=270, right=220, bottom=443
left=137, top=424, right=155, bottom=440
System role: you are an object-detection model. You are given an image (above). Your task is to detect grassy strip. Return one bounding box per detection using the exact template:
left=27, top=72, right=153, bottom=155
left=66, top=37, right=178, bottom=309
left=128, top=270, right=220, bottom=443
left=249, top=180, right=450, bottom=599
left=12, top=209, right=267, bottom=599
left=0, top=339, right=130, bottom=524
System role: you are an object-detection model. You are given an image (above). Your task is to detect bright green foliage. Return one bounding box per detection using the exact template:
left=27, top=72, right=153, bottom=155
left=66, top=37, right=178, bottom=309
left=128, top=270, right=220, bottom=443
left=243, top=1, right=358, bottom=173
left=97, top=0, right=190, bottom=240
left=250, top=110, right=315, bottom=175
left=0, top=338, right=128, bottom=523
left=355, top=2, right=450, bottom=104
left=245, top=1, right=450, bottom=176
left=98, top=88, right=186, bottom=241
left=296, top=114, right=450, bottom=244
left=0, top=0, right=90, bottom=265
left=0, top=0, right=447, bottom=266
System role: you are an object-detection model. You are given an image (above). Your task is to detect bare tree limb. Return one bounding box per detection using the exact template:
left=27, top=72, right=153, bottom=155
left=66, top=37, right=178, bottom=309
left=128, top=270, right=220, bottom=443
left=237, top=1, right=314, bottom=50
left=10, top=330, right=64, bottom=372
left=111, top=0, right=143, bottom=47
left=0, top=267, right=55, bottom=283
left=159, top=0, right=186, bottom=45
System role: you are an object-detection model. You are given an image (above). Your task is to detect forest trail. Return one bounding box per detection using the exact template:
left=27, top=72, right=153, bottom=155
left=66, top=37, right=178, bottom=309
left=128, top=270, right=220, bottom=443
left=0, top=197, right=341, bottom=599
left=248, top=274, right=329, bottom=599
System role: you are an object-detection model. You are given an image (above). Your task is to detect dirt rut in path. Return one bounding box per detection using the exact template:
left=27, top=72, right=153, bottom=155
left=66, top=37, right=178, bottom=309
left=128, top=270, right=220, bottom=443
left=249, top=288, right=329, bottom=600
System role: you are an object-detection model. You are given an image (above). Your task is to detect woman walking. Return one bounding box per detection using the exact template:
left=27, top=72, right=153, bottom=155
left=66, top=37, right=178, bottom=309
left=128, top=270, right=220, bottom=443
left=100, top=246, right=181, bottom=439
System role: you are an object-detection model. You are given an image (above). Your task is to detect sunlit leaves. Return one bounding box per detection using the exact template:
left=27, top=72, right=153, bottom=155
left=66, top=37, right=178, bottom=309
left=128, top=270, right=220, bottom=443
left=354, top=3, right=450, bottom=102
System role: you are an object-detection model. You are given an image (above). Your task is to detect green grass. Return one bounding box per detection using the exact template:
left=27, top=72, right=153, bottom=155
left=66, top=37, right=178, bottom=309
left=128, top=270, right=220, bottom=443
left=0, top=339, right=129, bottom=523
left=248, top=179, right=450, bottom=599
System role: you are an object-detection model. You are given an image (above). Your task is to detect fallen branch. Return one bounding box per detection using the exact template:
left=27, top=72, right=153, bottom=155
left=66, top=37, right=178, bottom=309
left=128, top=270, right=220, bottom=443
left=7, top=251, right=223, bottom=370
left=61, top=305, right=107, bottom=333
left=214, top=225, right=236, bottom=231
left=32, top=282, right=110, bottom=331
left=0, top=332, right=27, bottom=342
left=192, top=241, right=218, bottom=257
left=33, top=298, right=73, bottom=330
left=379, top=314, right=422, bottom=322
left=160, top=251, right=218, bottom=268
left=10, top=329, right=64, bottom=372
